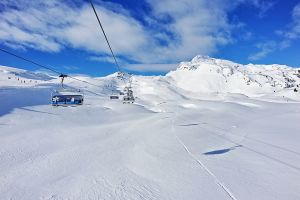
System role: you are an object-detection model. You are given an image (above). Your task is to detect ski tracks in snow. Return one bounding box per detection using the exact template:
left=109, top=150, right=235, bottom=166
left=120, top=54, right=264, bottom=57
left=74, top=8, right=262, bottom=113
left=171, top=112, right=238, bottom=200
left=199, top=125, right=300, bottom=172
left=200, top=122, right=300, bottom=157
left=244, top=135, right=300, bottom=157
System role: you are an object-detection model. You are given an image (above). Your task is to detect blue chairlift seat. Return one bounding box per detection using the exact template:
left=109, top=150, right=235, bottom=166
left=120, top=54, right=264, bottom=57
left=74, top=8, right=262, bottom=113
left=110, top=95, right=119, bottom=99
left=52, top=89, right=84, bottom=106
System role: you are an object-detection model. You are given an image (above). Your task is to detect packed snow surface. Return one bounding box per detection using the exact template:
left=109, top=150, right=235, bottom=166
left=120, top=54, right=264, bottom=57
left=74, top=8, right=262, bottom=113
left=1, top=57, right=300, bottom=200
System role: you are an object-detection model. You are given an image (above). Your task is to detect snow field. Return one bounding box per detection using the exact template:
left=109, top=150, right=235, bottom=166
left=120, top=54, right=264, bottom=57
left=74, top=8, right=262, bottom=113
left=1, top=57, right=300, bottom=199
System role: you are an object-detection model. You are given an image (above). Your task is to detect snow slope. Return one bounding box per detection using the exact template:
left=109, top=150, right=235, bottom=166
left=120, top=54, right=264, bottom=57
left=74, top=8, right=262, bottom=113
left=1, top=58, right=300, bottom=200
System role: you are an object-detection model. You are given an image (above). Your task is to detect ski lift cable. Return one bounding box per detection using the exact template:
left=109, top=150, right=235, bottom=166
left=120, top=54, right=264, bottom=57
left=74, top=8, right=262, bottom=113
left=0, top=48, right=103, bottom=93
left=88, top=0, right=120, bottom=72
left=0, top=48, right=61, bottom=75
left=89, top=0, right=131, bottom=99
left=81, top=88, right=103, bottom=96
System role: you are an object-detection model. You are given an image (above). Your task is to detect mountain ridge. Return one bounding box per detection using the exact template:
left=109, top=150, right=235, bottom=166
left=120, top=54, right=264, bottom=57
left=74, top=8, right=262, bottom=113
left=166, top=55, right=300, bottom=99
left=1, top=55, right=300, bottom=101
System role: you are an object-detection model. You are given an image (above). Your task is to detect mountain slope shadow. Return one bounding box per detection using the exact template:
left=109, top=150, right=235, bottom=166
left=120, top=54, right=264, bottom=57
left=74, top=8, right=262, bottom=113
left=18, top=107, right=56, bottom=115
left=0, top=86, right=53, bottom=117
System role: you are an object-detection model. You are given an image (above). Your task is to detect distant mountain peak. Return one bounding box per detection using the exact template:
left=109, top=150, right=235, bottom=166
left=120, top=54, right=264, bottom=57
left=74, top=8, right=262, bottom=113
left=176, top=55, right=240, bottom=71
left=167, top=55, right=300, bottom=97
left=0, top=65, right=54, bottom=81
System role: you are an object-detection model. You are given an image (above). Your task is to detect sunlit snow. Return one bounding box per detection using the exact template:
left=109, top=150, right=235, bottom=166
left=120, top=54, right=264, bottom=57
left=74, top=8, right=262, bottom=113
left=1, top=56, right=300, bottom=200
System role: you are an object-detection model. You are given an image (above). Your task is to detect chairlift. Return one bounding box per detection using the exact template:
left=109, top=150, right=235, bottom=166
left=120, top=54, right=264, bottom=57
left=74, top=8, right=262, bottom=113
left=110, top=95, right=119, bottom=99
left=52, top=89, right=84, bottom=106
left=123, top=86, right=135, bottom=104
left=51, top=74, right=84, bottom=106
left=110, top=93, right=119, bottom=99
left=109, top=88, right=120, bottom=100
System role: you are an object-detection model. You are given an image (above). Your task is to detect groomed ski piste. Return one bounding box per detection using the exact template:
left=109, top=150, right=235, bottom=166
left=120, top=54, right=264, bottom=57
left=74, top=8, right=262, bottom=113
left=1, top=56, right=300, bottom=200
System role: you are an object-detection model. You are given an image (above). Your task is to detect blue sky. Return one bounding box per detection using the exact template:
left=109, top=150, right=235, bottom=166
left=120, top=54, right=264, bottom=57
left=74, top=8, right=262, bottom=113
left=0, top=0, right=300, bottom=76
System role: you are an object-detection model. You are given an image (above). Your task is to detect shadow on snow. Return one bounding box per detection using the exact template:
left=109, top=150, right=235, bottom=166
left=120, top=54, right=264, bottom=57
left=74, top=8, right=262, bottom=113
left=0, top=84, right=55, bottom=117
left=203, top=145, right=242, bottom=155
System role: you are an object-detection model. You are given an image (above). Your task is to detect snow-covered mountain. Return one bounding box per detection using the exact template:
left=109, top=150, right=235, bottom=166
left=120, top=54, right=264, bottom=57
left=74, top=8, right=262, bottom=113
left=0, top=65, right=54, bottom=80
left=0, top=65, right=54, bottom=87
left=167, top=55, right=300, bottom=99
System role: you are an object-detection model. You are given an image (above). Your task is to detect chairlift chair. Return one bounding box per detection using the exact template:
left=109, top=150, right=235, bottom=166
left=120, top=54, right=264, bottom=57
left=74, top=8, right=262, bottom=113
left=109, top=88, right=120, bottom=100
left=110, top=95, right=119, bottom=100
left=123, top=86, right=135, bottom=104
left=51, top=74, right=84, bottom=106
left=52, top=89, right=84, bottom=106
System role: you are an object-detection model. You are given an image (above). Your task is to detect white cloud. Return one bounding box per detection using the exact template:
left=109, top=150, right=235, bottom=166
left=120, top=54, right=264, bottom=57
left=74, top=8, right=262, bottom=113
left=248, top=41, right=276, bottom=61
left=0, top=19, right=62, bottom=52
left=250, top=3, right=300, bottom=61
left=124, top=63, right=178, bottom=73
left=276, top=3, right=300, bottom=40
left=89, top=55, right=116, bottom=64
left=0, top=0, right=148, bottom=56
left=63, top=66, right=79, bottom=71
left=248, top=40, right=290, bottom=61
left=280, top=3, right=300, bottom=39
left=58, top=5, right=148, bottom=55
left=248, top=0, right=274, bottom=17
left=142, top=0, right=234, bottom=61
left=0, top=0, right=274, bottom=72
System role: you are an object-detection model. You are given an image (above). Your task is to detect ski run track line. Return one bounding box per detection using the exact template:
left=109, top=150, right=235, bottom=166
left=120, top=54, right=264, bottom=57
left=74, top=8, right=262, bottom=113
left=171, top=112, right=238, bottom=200
left=200, top=122, right=300, bottom=157
left=197, top=125, right=300, bottom=173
